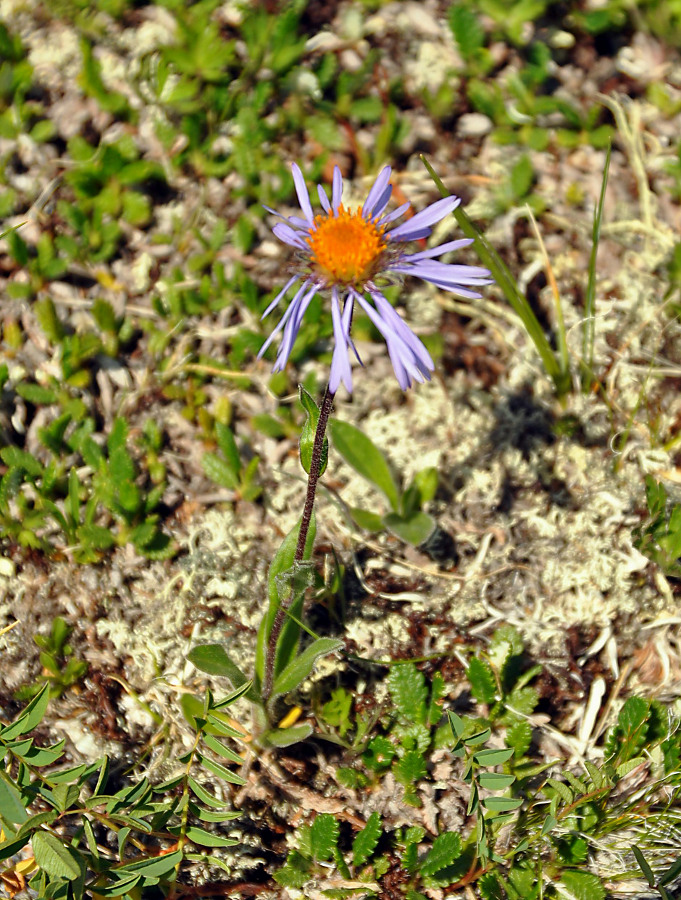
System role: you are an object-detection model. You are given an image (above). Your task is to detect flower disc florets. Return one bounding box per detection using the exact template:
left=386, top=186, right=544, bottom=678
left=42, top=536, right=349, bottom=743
left=261, top=162, right=492, bottom=394
left=307, top=205, right=387, bottom=288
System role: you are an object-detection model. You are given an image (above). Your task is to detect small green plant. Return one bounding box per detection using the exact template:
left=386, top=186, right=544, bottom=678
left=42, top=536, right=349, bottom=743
left=0, top=684, right=247, bottom=898
left=634, top=476, right=681, bottom=578
left=201, top=420, right=261, bottom=502
left=15, top=617, right=88, bottom=701
left=273, top=811, right=467, bottom=896
left=328, top=418, right=439, bottom=547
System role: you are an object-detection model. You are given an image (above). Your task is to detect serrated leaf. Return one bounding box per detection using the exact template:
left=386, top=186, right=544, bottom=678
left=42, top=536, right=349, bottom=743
left=310, top=813, right=339, bottom=861
left=387, top=664, right=428, bottom=725
left=328, top=418, right=400, bottom=512
left=448, top=5, right=484, bottom=60
left=32, top=830, right=82, bottom=880
left=506, top=719, right=532, bottom=757
left=353, top=811, right=382, bottom=867
left=467, top=657, right=497, bottom=705
left=560, top=870, right=605, bottom=900
left=605, top=696, right=650, bottom=764
left=0, top=446, right=42, bottom=477
left=394, top=750, right=427, bottom=787
left=15, top=382, right=58, bottom=405
left=420, top=832, right=462, bottom=876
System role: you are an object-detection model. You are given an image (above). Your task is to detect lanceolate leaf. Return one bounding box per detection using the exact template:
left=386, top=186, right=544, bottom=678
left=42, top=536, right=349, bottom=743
left=1, top=683, right=50, bottom=740
left=271, top=637, right=343, bottom=698
left=32, top=830, right=82, bottom=880
left=328, top=418, right=400, bottom=512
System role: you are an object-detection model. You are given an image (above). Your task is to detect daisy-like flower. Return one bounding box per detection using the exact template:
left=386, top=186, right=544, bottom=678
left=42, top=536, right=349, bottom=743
left=260, top=163, right=491, bottom=393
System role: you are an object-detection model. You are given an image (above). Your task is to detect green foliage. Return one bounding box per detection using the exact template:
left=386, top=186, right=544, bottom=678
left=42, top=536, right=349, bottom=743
left=634, top=477, right=681, bottom=578
left=14, top=617, right=88, bottom=701
left=202, top=421, right=261, bottom=501
left=0, top=685, right=247, bottom=898
left=328, top=418, right=439, bottom=546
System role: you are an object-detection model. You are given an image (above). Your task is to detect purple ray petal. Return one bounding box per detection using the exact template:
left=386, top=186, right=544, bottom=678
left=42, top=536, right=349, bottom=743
left=258, top=282, right=308, bottom=358
left=332, top=166, right=343, bottom=212
left=261, top=275, right=300, bottom=320
left=329, top=288, right=353, bottom=393
left=317, top=184, right=331, bottom=213
left=363, top=167, right=392, bottom=217
left=379, top=201, right=411, bottom=227
left=399, top=238, right=474, bottom=262
left=272, top=222, right=309, bottom=249
left=292, top=162, right=314, bottom=224
left=388, top=196, right=460, bottom=240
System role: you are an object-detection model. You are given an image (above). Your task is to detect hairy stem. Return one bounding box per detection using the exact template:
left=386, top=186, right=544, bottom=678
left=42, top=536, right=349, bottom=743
left=262, top=387, right=334, bottom=703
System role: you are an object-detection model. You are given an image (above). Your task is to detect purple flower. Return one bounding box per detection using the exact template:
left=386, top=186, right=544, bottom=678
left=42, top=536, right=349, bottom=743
left=260, top=163, right=491, bottom=393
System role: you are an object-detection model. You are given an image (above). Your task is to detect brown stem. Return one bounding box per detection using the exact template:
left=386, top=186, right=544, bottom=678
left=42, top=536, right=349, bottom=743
left=262, top=387, right=335, bottom=703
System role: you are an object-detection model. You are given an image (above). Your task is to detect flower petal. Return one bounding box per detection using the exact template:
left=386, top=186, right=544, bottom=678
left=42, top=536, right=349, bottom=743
left=258, top=282, right=307, bottom=358
left=388, top=195, right=460, bottom=240
left=272, top=222, right=309, bottom=249
left=332, top=166, right=343, bottom=212
left=379, top=201, right=411, bottom=226
left=363, top=166, right=392, bottom=217
left=400, top=238, right=474, bottom=262
left=317, top=184, right=331, bottom=213
left=291, top=162, right=314, bottom=224
left=261, top=275, right=300, bottom=320
left=329, top=288, right=353, bottom=393
left=274, top=284, right=318, bottom=370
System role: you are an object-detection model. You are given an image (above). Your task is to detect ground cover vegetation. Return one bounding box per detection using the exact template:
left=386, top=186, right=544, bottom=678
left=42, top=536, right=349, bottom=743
left=1, top=0, right=681, bottom=897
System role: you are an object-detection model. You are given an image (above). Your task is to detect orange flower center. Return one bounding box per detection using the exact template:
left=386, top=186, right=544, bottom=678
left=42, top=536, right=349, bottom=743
left=307, top=205, right=387, bottom=286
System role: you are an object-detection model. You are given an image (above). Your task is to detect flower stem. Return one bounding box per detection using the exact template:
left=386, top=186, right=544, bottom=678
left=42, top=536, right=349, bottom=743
left=262, top=387, right=335, bottom=703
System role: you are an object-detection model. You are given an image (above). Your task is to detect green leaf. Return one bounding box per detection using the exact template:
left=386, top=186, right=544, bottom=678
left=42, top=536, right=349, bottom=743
left=182, top=825, right=238, bottom=848
left=383, top=511, right=436, bottom=546
left=187, top=645, right=259, bottom=702
left=467, top=657, right=497, bottom=705
left=298, top=386, right=328, bottom=477
left=32, top=830, right=82, bottom=880
left=420, top=831, right=462, bottom=876
left=559, top=870, right=605, bottom=900
left=202, top=452, right=239, bottom=489
left=271, top=637, right=343, bottom=698
left=387, top=664, right=428, bottom=725
left=474, top=747, right=514, bottom=766
left=15, top=382, right=58, bottom=405
left=255, top=514, right=316, bottom=685
left=605, top=696, right=649, bottom=764
left=510, top=155, right=534, bottom=199
left=506, top=719, right=532, bottom=757
left=202, top=734, right=243, bottom=765
left=394, top=750, right=427, bottom=786
left=328, top=418, right=400, bottom=512
left=481, top=796, right=522, bottom=812
left=353, top=811, right=382, bottom=867
left=196, top=752, right=246, bottom=786
left=310, top=813, right=339, bottom=861
left=265, top=723, right=314, bottom=748
left=448, top=5, right=484, bottom=61
left=349, top=506, right=385, bottom=532
left=478, top=773, right=516, bottom=790
left=117, top=848, right=183, bottom=877
left=1, top=683, right=50, bottom=739
left=0, top=446, right=42, bottom=477
left=187, top=777, right=231, bottom=809
left=0, top=772, right=28, bottom=825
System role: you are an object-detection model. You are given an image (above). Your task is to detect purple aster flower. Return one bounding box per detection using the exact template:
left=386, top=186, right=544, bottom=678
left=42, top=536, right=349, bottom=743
left=260, top=163, right=492, bottom=393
